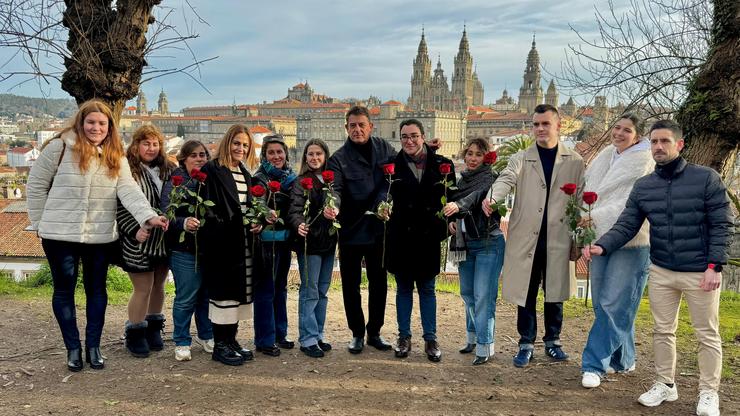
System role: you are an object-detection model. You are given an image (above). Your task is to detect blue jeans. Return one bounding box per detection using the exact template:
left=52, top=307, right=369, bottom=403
left=581, top=246, right=650, bottom=374
left=395, top=276, right=437, bottom=341
left=254, top=241, right=291, bottom=347
left=297, top=251, right=334, bottom=347
left=170, top=251, right=213, bottom=346
left=42, top=239, right=114, bottom=350
left=458, top=236, right=505, bottom=347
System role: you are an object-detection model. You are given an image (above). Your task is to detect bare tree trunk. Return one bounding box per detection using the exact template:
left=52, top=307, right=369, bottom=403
left=677, top=0, right=740, bottom=178
left=60, top=0, right=162, bottom=119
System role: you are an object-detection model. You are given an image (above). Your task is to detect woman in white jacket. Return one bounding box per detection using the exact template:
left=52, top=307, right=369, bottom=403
left=580, top=113, right=654, bottom=388
left=27, top=99, right=168, bottom=372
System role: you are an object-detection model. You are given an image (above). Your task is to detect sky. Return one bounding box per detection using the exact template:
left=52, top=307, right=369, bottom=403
left=0, top=0, right=623, bottom=112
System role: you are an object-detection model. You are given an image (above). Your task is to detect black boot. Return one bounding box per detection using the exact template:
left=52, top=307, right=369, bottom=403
left=227, top=324, right=253, bottom=361
left=212, top=324, right=243, bottom=366
left=66, top=348, right=83, bottom=372
left=125, top=321, right=150, bottom=358
left=85, top=346, right=104, bottom=369
left=145, top=314, right=165, bottom=351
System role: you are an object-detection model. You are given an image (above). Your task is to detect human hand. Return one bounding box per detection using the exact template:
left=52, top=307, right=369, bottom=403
left=250, top=223, right=263, bottom=234
left=378, top=206, right=391, bottom=221
left=448, top=222, right=457, bottom=235
left=185, top=217, right=200, bottom=232
left=266, top=210, right=278, bottom=224
left=135, top=227, right=151, bottom=243
left=323, top=207, right=338, bottom=220
left=428, top=137, right=442, bottom=150
left=298, top=223, right=308, bottom=237
left=582, top=245, right=603, bottom=261
left=146, top=215, right=169, bottom=231
left=481, top=199, right=493, bottom=217
left=699, top=268, right=722, bottom=291
left=443, top=202, right=459, bottom=217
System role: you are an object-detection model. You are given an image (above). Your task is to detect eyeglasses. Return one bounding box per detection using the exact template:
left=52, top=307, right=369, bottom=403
left=400, top=134, right=422, bottom=142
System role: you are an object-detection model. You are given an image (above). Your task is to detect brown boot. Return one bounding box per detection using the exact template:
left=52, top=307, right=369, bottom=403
left=425, top=340, right=441, bottom=362
left=395, top=336, right=411, bottom=358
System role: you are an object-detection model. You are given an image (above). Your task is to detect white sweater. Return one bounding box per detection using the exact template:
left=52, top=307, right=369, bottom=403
left=585, top=138, right=654, bottom=248
left=27, top=131, right=157, bottom=244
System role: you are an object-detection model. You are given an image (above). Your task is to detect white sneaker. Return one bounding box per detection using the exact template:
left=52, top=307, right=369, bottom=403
left=638, top=382, right=678, bottom=407
left=194, top=337, right=214, bottom=353
left=696, top=390, right=720, bottom=416
left=606, top=363, right=636, bottom=374
left=174, top=346, right=192, bottom=361
left=582, top=372, right=601, bottom=388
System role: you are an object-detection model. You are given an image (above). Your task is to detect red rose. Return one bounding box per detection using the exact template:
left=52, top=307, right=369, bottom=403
left=560, top=183, right=577, bottom=195
left=439, top=163, right=452, bottom=175
left=171, top=175, right=184, bottom=186
left=583, top=191, right=598, bottom=205
left=321, top=170, right=335, bottom=183
left=382, top=163, right=395, bottom=175
left=484, top=151, right=497, bottom=165
left=190, top=169, right=207, bottom=183
left=267, top=180, right=281, bottom=193
left=250, top=185, right=266, bottom=198
left=300, top=177, right=314, bottom=190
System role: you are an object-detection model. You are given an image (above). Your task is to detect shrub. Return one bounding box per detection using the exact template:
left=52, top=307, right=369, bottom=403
left=23, top=261, right=133, bottom=292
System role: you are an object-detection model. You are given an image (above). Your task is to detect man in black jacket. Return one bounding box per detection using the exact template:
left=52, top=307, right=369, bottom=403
left=327, top=105, right=396, bottom=353
left=584, top=119, right=732, bottom=416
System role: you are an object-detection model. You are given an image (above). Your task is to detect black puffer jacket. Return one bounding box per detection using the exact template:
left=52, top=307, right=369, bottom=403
left=287, top=171, right=338, bottom=255
left=596, top=157, right=733, bottom=272
left=451, top=170, right=501, bottom=240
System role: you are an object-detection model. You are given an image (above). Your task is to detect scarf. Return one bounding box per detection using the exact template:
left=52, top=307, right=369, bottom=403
left=259, top=159, right=297, bottom=192
left=449, top=164, right=495, bottom=265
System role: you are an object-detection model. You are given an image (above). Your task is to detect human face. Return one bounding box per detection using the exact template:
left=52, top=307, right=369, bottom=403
left=230, top=133, right=250, bottom=166
left=137, top=135, right=160, bottom=164
left=83, top=112, right=109, bottom=145
left=305, top=144, right=325, bottom=171
left=183, top=145, right=208, bottom=173
left=265, top=142, right=286, bottom=169
left=650, top=128, right=684, bottom=164
left=345, top=114, right=373, bottom=145
left=532, top=111, right=561, bottom=149
left=464, top=144, right=485, bottom=171
left=611, top=118, right=639, bottom=153
left=400, top=124, right=424, bottom=156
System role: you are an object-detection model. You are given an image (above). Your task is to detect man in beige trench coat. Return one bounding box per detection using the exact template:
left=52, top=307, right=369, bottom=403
left=483, top=104, right=585, bottom=367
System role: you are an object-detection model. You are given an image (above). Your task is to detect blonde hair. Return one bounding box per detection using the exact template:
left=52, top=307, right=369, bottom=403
left=216, top=124, right=258, bottom=170
left=126, top=124, right=175, bottom=180
left=52, top=99, right=124, bottom=177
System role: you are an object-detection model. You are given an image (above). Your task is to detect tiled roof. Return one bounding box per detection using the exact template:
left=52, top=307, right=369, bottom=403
left=10, top=147, right=33, bottom=154
left=0, top=206, right=44, bottom=258
left=369, top=107, right=381, bottom=116
left=382, top=100, right=403, bottom=106
left=249, top=126, right=272, bottom=134
left=576, top=257, right=589, bottom=277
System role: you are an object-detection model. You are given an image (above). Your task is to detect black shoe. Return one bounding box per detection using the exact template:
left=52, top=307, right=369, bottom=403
left=300, top=345, right=325, bottom=358
left=145, top=314, right=165, bottom=352
left=472, top=355, right=489, bottom=366
left=545, top=346, right=569, bottom=361
left=66, top=348, right=83, bottom=372
left=212, top=341, right=244, bottom=366
left=424, top=340, right=442, bottom=362
left=85, top=347, right=104, bottom=370
left=277, top=338, right=295, bottom=349
left=367, top=335, right=392, bottom=351
left=459, top=343, right=476, bottom=354
left=256, top=344, right=281, bottom=357
left=229, top=340, right=254, bottom=361
left=125, top=322, right=150, bottom=358
left=348, top=337, right=364, bottom=354
left=317, top=340, right=332, bottom=352
left=394, top=336, right=411, bottom=358
left=513, top=348, right=533, bottom=368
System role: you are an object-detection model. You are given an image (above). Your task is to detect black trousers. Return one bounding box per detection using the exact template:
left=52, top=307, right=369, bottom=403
left=516, top=246, right=563, bottom=348
left=338, top=240, right=387, bottom=338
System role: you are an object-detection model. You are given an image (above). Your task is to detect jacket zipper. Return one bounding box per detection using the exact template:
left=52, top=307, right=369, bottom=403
left=667, top=178, right=674, bottom=266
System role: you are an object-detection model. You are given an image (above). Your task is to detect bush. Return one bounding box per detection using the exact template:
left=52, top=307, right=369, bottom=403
left=23, top=261, right=133, bottom=292
left=23, top=263, right=53, bottom=287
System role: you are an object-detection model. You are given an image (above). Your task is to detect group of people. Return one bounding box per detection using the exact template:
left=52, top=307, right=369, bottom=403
left=26, top=99, right=730, bottom=416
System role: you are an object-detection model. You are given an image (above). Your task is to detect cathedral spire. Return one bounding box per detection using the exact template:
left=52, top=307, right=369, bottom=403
left=417, top=26, right=428, bottom=55
left=458, top=24, right=470, bottom=54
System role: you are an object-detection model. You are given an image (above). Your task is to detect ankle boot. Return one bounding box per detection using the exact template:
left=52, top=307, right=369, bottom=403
left=66, top=348, right=83, bottom=372
left=145, top=314, right=166, bottom=351
left=227, top=324, right=253, bottom=361
left=85, top=346, right=104, bottom=369
left=212, top=324, right=243, bottom=366
left=125, top=320, right=150, bottom=358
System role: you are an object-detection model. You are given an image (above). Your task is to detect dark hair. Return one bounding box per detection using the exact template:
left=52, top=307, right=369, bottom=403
left=617, top=113, right=645, bottom=137
left=176, top=139, right=211, bottom=168
left=399, top=118, right=425, bottom=136
left=299, top=138, right=330, bottom=175
left=345, top=105, right=371, bottom=123
left=261, top=134, right=290, bottom=164
left=460, top=137, right=491, bottom=158
left=649, top=119, right=683, bottom=140
left=534, top=103, right=559, bottom=118
left=127, top=124, right=175, bottom=181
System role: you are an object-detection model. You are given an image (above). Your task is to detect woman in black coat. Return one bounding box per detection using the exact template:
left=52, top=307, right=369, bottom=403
left=387, top=119, right=454, bottom=363
left=198, top=124, right=264, bottom=366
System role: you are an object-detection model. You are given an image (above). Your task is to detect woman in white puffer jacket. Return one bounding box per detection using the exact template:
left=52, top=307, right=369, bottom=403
left=27, top=99, right=168, bottom=373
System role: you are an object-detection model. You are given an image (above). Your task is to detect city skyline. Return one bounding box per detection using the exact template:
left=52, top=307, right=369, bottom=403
left=0, top=0, right=627, bottom=111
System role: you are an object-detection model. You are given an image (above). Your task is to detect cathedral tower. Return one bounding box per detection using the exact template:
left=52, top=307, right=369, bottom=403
left=451, top=26, right=474, bottom=110
left=158, top=89, right=169, bottom=115
left=518, top=34, right=544, bottom=114
left=545, top=79, right=559, bottom=108
left=136, top=90, right=148, bottom=115
left=409, top=28, right=432, bottom=110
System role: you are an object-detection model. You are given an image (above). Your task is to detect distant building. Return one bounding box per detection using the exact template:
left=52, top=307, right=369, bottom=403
left=0, top=200, right=45, bottom=282
left=518, top=35, right=545, bottom=114
left=8, top=147, right=39, bottom=167
left=136, top=90, right=148, bottom=115
left=158, top=89, right=169, bottom=115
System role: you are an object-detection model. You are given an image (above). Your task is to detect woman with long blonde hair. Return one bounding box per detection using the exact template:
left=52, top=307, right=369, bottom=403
left=27, top=99, right=168, bottom=372
left=118, top=124, right=177, bottom=358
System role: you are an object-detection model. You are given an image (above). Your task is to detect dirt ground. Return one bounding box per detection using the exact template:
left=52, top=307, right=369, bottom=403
left=0, top=288, right=737, bottom=416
